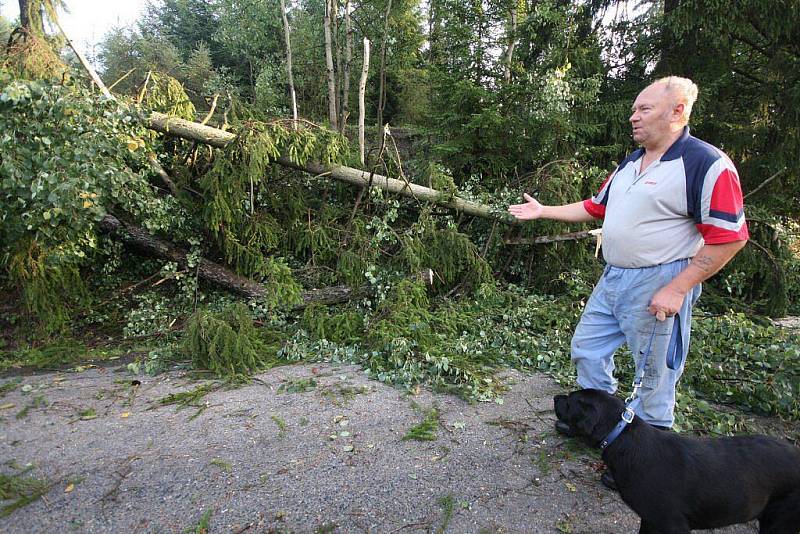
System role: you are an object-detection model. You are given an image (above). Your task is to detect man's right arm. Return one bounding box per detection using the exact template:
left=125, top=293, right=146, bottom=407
left=507, top=194, right=596, bottom=223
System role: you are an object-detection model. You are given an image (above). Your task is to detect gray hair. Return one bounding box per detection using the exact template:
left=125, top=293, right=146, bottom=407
left=653, top=76, right=698, bottom=125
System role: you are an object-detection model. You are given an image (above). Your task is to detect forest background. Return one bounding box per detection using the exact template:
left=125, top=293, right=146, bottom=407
left=1, top=0, right=800, bottom=435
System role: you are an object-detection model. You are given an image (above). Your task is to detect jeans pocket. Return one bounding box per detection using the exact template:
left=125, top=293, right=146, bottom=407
left=633, top=308, right=672, bottom=389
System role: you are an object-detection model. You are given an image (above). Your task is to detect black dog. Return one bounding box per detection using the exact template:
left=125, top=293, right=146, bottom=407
left=553, top=389, right=800, bottom=533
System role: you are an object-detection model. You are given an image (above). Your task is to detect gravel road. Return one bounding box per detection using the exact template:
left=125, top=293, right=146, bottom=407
left=0, top=363, right=756, bottom=533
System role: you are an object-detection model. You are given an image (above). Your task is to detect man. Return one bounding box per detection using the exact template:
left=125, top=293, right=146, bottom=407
left=508, top=77, right=748, bottom=489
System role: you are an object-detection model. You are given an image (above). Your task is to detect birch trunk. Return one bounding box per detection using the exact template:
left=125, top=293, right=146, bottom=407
left=340, top=0, right=353, bottom=133
left=333, top=0, right=342, bottom=124
left=323, top=0, right=338, bottom=130
left=279, top=0, right=298, bottom=125
left=358, top=38, right=370, bottom=165
left=503, top=4, right=518, bottom=83
left=376, top=0, right=392, bottom=140
left=53, top=17, right=113, bottom=99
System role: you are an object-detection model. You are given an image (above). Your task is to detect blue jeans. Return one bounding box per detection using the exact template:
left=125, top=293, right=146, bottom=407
left=570, top=259, right=702, bottom=427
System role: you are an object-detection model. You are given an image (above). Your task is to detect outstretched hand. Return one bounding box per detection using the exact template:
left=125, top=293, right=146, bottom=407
left=508, top=193, right=544, bottom=221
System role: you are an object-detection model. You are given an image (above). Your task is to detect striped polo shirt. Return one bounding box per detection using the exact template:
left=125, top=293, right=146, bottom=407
left=583, top=127, right=749, bottom=268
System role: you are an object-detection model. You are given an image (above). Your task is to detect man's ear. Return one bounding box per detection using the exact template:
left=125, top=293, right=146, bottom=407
left=672, top=102, right=685, bottom=124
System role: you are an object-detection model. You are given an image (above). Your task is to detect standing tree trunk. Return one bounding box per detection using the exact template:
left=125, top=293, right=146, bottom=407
left=18, top=0, right=66, bottom=36
left=358, top=37, right=371, bottom=165
left=339, top=0, right=352, bottom=134
left=333, top=0, right=342, bottom=124
left=18, top=0, right=31, bottom=30
left=503, top=2, right=518, bottom=83
left=323, top=0, right=339, bottom=130
left=376, top=0, right=392, bottom=142
left=279, top=0, right=298, bottom=126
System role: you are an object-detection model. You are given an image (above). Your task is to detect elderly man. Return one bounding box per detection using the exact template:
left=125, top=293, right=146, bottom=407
left=508, top=77, right=748, bottom=489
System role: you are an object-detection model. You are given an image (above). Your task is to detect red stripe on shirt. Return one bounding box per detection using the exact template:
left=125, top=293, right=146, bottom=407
left=583, top=198, right=605, bottom=219
left=709, top=168, right=744, bottom=216
left=696, top=222, right=749, bottom=244
left=582, top=172, right=614, bottom=220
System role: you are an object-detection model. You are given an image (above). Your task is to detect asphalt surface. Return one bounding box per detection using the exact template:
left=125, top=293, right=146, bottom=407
left=0, top=363, right=757, bottom=533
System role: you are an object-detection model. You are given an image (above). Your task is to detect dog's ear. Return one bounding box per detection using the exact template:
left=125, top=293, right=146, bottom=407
left=574, top=400, right=599, bottom=437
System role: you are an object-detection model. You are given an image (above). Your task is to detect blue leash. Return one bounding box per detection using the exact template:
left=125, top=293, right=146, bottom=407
left=666, top=314, right=683, bottom=371
left=600, top=314, right=681, bottom=450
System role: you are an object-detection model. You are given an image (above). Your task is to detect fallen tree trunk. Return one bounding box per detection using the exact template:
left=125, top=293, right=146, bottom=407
left=146, top=112, right=519, bottom=226
left=99, top=214, right=360, bottom=307
left=504, top=230, right=595, bottom=245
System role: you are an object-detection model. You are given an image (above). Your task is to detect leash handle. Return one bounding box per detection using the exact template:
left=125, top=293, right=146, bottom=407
left=666, top=314, right=683, bottom=370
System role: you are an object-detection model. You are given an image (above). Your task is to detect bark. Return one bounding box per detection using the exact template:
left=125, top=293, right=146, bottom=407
left=19, top=0, right=31, bottom=31
left=146, top=112, right=520, bottom=226
left=376, top=0, right=392, bottom=140
left=333, top=0, right=342, bottom=124
left=200, top=94, right=219, bottom=125
left=279, top=0, right=298, bottom=125
left=147, top=153, right=180, bottom=197
left=339, top=0, right=352, bottom=133
left=323, top=0, right=338, bottom=130
left=358, top=38, right=371, bottom=165
left=98, top=214, right=358, bottom=307
left=504, top=230, right=594, bottom=245
left=18, top=0, right=31, bottom=31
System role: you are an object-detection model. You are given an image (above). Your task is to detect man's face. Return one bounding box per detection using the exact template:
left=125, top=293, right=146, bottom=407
left=629, top=84, right=679, bottom=148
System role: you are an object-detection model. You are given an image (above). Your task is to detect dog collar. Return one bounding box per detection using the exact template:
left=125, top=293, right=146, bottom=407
left=599, top=406, right=635, bottom=450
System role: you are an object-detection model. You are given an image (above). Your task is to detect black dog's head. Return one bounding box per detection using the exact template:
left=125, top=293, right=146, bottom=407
left=553, top=389, right=627, bottom=445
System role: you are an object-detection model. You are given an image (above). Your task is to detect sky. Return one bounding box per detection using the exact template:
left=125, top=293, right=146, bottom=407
left=1, top=0, right=149, bottom=58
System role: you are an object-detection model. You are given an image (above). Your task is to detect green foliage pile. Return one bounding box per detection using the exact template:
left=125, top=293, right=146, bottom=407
left=685, top=314, right=800, bottom=420
left=301, top=304, right=363, bottom=345
left=200, top=120, right=346, bottom=281
left=0, top=73, right=182, bottom=331
left=285, top=282, right=584, bottom=401
left=708, top=206, right=800, bottom=317
left=401, top=216, right=494, bottom=292
left=182, top=303, right=282, bottom=377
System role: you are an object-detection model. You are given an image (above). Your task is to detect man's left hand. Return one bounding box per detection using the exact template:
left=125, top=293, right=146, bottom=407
left=648, top=285, right=686, bottom=321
